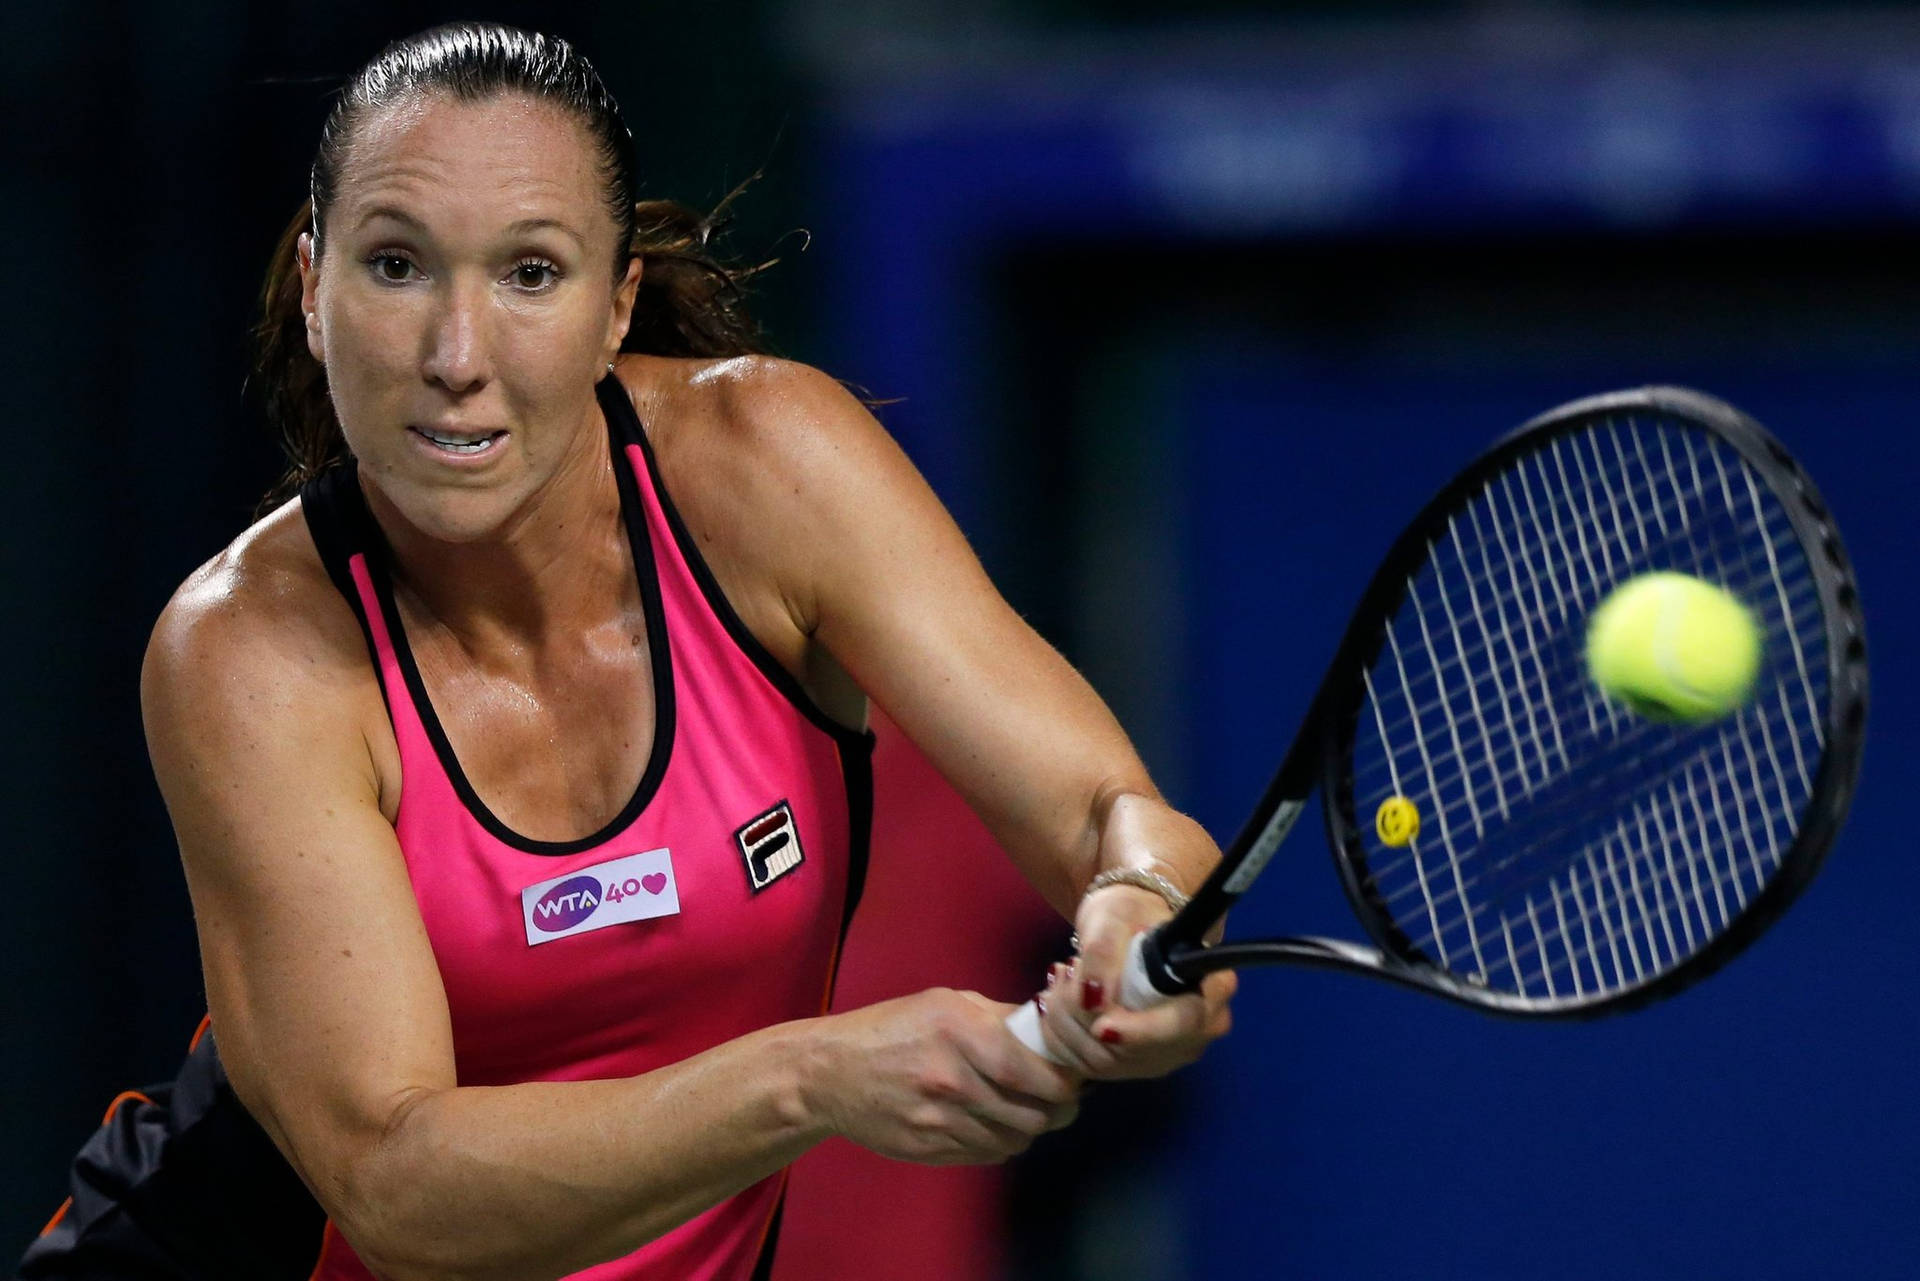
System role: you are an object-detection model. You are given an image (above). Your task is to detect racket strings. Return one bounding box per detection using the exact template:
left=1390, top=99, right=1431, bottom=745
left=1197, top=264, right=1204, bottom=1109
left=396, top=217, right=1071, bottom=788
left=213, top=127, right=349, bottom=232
left=1362, top=536, right=1818, bottom=743
left=1519, top=769, right=1776, bottom=994
left=1426, top=465, right=1815, bottom=989
left=1382, top=476, right=1812, bottom=975
left=1356, top=437, right=1818, bottom=719
left=1367, top=422, right=1755, bottom=632
left=1363, top=467, right=1819, bottom=880
left=1354, top=480, right=1817, bottom=815
left=1356, top=569, right=1820, bottom=809
left=1415, top=729, right=1795, bottom=989
left=1347, top=415, right=1828, bottom=1001
left=1376, top=676, right=1808, bottom=927
left=1358, top=595, right=1825, bottom=871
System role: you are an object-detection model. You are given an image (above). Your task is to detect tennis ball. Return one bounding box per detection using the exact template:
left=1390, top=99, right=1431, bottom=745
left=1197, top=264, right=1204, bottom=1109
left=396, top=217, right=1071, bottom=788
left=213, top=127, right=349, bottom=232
left=1585, top=572, right=1762, bottom=723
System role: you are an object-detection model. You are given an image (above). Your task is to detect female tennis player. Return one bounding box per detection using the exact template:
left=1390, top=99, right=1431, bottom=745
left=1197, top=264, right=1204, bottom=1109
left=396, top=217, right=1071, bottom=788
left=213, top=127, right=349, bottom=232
left=21, top=22, right=1232, bottom=1281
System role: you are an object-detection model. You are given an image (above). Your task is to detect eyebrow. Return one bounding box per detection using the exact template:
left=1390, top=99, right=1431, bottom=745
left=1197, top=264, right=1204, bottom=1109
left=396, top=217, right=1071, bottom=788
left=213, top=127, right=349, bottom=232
left=354, top=204, right=586, bottom=245
left=355, top=204, right=426, bottom=232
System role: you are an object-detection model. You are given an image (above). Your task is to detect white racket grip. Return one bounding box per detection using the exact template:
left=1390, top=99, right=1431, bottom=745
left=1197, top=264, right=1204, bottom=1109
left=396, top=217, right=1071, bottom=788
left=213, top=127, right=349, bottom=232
left=1116, top=931, right=1167, bottom=1010
left=1004, top=1000, right=1051, bottom=1060
left=1005, top=933, right=1171, bottom=1062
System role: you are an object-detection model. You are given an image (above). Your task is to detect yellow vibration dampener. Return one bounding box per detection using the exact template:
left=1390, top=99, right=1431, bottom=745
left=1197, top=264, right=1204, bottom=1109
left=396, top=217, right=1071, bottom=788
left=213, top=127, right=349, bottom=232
left=1376, top=796, right=1421, bottom=847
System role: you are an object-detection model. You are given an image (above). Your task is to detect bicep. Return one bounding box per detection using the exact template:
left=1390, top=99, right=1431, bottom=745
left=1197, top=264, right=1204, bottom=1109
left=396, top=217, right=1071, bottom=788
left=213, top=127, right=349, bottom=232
left=747, top=368, right=1154, bottom=909
left=144, top=601, right=454, bottom=1210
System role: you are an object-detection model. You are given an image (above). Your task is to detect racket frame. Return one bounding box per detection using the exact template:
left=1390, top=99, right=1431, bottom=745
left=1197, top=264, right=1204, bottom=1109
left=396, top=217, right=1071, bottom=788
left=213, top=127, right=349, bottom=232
left=1137, top=386, right=1868, bottom=1018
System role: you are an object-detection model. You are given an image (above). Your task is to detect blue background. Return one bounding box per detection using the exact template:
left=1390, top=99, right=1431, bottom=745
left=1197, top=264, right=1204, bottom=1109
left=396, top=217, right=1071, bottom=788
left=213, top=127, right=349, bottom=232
left=813, top=33, right=1920, bottom=1279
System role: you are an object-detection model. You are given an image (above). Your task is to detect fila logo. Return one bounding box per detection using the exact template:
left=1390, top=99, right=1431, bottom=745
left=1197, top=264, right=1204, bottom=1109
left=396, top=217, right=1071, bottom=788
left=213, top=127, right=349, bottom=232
left=736, top=800, right=803, bottom=893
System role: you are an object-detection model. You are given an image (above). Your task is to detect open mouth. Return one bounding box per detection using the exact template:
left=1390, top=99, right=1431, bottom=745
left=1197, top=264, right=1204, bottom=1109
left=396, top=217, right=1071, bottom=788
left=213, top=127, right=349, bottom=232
left=410, top=426, right=507, bottom=456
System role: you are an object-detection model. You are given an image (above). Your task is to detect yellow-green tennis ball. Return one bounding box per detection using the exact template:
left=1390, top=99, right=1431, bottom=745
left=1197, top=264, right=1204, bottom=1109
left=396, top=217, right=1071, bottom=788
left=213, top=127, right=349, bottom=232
left=1585, top=572, right=1762, bottom=723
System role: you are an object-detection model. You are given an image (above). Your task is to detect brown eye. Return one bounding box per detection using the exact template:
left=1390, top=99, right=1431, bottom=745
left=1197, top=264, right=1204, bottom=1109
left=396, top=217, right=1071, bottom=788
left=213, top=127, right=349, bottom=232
left=513, top=261, right=556, bottom=290
left=372, top=255, right=413, bottom=282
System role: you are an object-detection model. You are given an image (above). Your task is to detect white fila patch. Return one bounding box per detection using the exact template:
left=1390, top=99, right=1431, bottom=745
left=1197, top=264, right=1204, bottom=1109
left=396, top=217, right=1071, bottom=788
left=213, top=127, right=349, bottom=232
left=736, top=801, right=803, bottom=893
left=520, top=848, right=680, bottom=946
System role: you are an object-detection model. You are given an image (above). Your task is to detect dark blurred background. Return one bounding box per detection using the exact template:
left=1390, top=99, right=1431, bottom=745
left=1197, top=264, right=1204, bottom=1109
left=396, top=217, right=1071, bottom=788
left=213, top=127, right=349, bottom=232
left=5, top=1, right=1916, bottom=1277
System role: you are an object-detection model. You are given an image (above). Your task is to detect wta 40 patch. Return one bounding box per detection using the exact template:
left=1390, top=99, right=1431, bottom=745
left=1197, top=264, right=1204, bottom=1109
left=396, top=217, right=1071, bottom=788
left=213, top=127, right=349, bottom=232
left=736, top=800, right=803, bottom=893
left=519, top=848, right=679, bottom=946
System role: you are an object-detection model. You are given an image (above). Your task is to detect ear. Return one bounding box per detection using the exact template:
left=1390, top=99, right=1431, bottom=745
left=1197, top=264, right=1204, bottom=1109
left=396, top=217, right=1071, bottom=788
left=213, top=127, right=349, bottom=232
left=606, top=256, right=642, bottom=363
left=297, top=232, right=325, bottom=365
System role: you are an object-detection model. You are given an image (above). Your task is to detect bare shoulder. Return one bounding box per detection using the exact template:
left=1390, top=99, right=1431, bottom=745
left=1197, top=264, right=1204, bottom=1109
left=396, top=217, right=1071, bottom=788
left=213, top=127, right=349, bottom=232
left=613, top=353, right=878, bottom=465
left=143, top=496, right=381, bottom=774
left=148, top=499, right=357, bottom=684
left=607, top=355, right=911, bottom=702
left=613, top=352, right=907, bottom=600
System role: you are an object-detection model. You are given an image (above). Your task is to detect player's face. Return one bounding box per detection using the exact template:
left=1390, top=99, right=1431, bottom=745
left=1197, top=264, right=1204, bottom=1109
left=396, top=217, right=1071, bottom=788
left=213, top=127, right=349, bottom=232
left=299, top=91, right=639, bottom=542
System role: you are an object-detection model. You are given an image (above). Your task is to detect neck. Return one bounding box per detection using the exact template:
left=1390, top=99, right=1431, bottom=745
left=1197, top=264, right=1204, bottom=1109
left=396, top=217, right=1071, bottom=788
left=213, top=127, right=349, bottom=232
left=363, top=410, right=634, bottom=651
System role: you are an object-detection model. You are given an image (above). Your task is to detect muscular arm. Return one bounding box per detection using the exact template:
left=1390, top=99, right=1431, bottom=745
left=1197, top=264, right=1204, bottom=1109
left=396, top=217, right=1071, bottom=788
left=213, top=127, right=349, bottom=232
left=696, top=361, right=1218, bottom=912
left=680, top=359, right=1234, bottom=1075
left=147, top=549, right=1073, bottom=1281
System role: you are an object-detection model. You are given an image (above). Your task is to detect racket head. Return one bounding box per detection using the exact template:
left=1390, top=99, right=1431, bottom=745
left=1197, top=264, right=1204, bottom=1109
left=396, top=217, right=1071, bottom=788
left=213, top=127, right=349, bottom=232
left=1315, top=386, right=1866, bottom=1017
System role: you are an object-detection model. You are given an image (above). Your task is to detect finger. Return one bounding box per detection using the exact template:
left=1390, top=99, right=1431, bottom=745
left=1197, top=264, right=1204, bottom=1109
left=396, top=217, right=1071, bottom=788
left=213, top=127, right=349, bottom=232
left=959, top=1079, right=1062, bottom=1139
left=1089, top=987, right=1210, bottom=1049
left=957, top=990, right=1084, bottom=1101
left=1072, top=907, right=1150, bottom=1016
left=1035, top=985, right=1106, bottom=1078
left=934, top=1111, right=1035, bottom=1165
left=1013, top=981, right=1099, bottom=1076
left=1042, top=991, right=1124, bottom=1076
left=1201, top=969, right=1237, bottom=1037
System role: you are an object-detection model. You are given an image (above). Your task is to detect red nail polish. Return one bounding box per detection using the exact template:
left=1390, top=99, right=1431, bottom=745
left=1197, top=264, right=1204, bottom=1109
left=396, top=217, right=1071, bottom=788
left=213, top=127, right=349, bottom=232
left=1045, top=967, right=1058, bottom=988
left=1082, top=980, right=1105, bottom=1012
left=1035, top=994, right=1048, bottom=1017
left=1099, top=1027, right=1122, bottom=1045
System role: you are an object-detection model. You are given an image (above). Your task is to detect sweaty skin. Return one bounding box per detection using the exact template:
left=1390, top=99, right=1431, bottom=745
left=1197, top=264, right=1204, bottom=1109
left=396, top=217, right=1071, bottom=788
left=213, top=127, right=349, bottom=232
left=146, top=90, right=1229, bottom=1281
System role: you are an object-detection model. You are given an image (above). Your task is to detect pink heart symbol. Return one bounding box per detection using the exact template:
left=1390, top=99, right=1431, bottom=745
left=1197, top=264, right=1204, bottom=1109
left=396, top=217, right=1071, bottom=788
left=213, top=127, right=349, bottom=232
left=641, top=872, right=667, bottom=896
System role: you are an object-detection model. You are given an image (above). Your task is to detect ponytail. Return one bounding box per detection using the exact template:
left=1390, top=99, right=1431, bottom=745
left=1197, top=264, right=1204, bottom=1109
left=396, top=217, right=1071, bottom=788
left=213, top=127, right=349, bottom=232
left=254, top=200, right=337, bottom=510
left=623, top=182, right=776, bottom=360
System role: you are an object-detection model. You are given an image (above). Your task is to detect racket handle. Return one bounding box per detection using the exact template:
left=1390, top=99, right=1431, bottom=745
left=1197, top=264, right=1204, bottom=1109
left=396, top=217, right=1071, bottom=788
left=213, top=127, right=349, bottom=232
left=1005, top=933, right=1169, bottom=1062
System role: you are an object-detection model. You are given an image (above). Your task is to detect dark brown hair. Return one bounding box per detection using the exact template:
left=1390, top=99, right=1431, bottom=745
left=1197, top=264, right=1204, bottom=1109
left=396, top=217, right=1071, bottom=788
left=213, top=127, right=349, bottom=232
left=254, top=22, right=772, bottom=508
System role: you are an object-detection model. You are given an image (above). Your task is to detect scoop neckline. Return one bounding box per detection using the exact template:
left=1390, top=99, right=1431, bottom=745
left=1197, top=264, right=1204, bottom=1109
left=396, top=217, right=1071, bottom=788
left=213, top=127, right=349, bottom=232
left=354, top=380, right=677, bottom=857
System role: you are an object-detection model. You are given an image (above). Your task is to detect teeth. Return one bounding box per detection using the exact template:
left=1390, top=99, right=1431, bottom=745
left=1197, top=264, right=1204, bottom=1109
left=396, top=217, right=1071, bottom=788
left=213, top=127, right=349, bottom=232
left=418, top=428, right=498, bottom=453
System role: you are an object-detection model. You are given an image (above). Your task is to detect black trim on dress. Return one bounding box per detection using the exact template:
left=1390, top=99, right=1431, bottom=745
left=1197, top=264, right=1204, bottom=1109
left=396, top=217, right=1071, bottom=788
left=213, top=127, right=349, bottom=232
left=836, top=733, right=875, bottom=952
left=300, top=463, right=389, bottom=702
left=303, top=387, right=680, bottom=857
left=601, top=373, right=878, bottom=951
left=747, top=1192, right=785, bottom=1281
left=601, top=377, right=874, bottom=753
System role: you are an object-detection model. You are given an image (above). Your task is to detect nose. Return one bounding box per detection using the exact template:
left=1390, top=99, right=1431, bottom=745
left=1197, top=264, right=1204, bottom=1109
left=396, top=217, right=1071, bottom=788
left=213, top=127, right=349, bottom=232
left=420, top=276, right=492, bottom=393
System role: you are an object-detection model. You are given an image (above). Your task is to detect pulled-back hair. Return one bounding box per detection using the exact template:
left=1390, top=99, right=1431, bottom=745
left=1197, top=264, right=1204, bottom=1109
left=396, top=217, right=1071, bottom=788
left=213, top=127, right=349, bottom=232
left=254, top=22, right=771, bottom=507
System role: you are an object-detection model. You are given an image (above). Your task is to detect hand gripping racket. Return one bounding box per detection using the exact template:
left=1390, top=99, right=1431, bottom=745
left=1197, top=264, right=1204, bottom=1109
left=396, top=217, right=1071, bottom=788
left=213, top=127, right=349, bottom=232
left=1008, top=386, right=1867, bottom=1054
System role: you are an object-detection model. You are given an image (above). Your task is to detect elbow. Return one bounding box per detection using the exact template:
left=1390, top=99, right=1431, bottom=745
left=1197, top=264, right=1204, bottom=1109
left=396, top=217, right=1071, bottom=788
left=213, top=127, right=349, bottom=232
left=319, top=1089, right=528, bottom=1281
left=324, top=1090, right=583, bottom=1281
left=335, top=1190, right=529, bottom=1281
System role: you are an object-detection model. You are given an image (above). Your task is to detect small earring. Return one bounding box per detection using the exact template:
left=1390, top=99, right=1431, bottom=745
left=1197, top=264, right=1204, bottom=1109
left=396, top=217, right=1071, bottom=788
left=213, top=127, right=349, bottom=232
left=606, top=360, right=616, bottom=374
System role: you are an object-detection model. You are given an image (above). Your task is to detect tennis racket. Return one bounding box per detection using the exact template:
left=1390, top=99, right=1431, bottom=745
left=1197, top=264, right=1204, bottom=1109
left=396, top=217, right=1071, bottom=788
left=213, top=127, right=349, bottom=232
left=1008, top=385, right=1866, bottom=1053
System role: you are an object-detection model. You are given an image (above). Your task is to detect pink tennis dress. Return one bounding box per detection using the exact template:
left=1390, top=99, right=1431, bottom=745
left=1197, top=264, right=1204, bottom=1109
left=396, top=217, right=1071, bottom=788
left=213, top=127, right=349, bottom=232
left=297, top=374, right=874, bottom=1281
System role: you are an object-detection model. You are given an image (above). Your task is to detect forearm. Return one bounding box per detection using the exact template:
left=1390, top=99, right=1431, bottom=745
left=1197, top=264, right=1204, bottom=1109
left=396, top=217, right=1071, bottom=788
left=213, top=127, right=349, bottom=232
left=338, top=1019, right=833, bottom=1281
